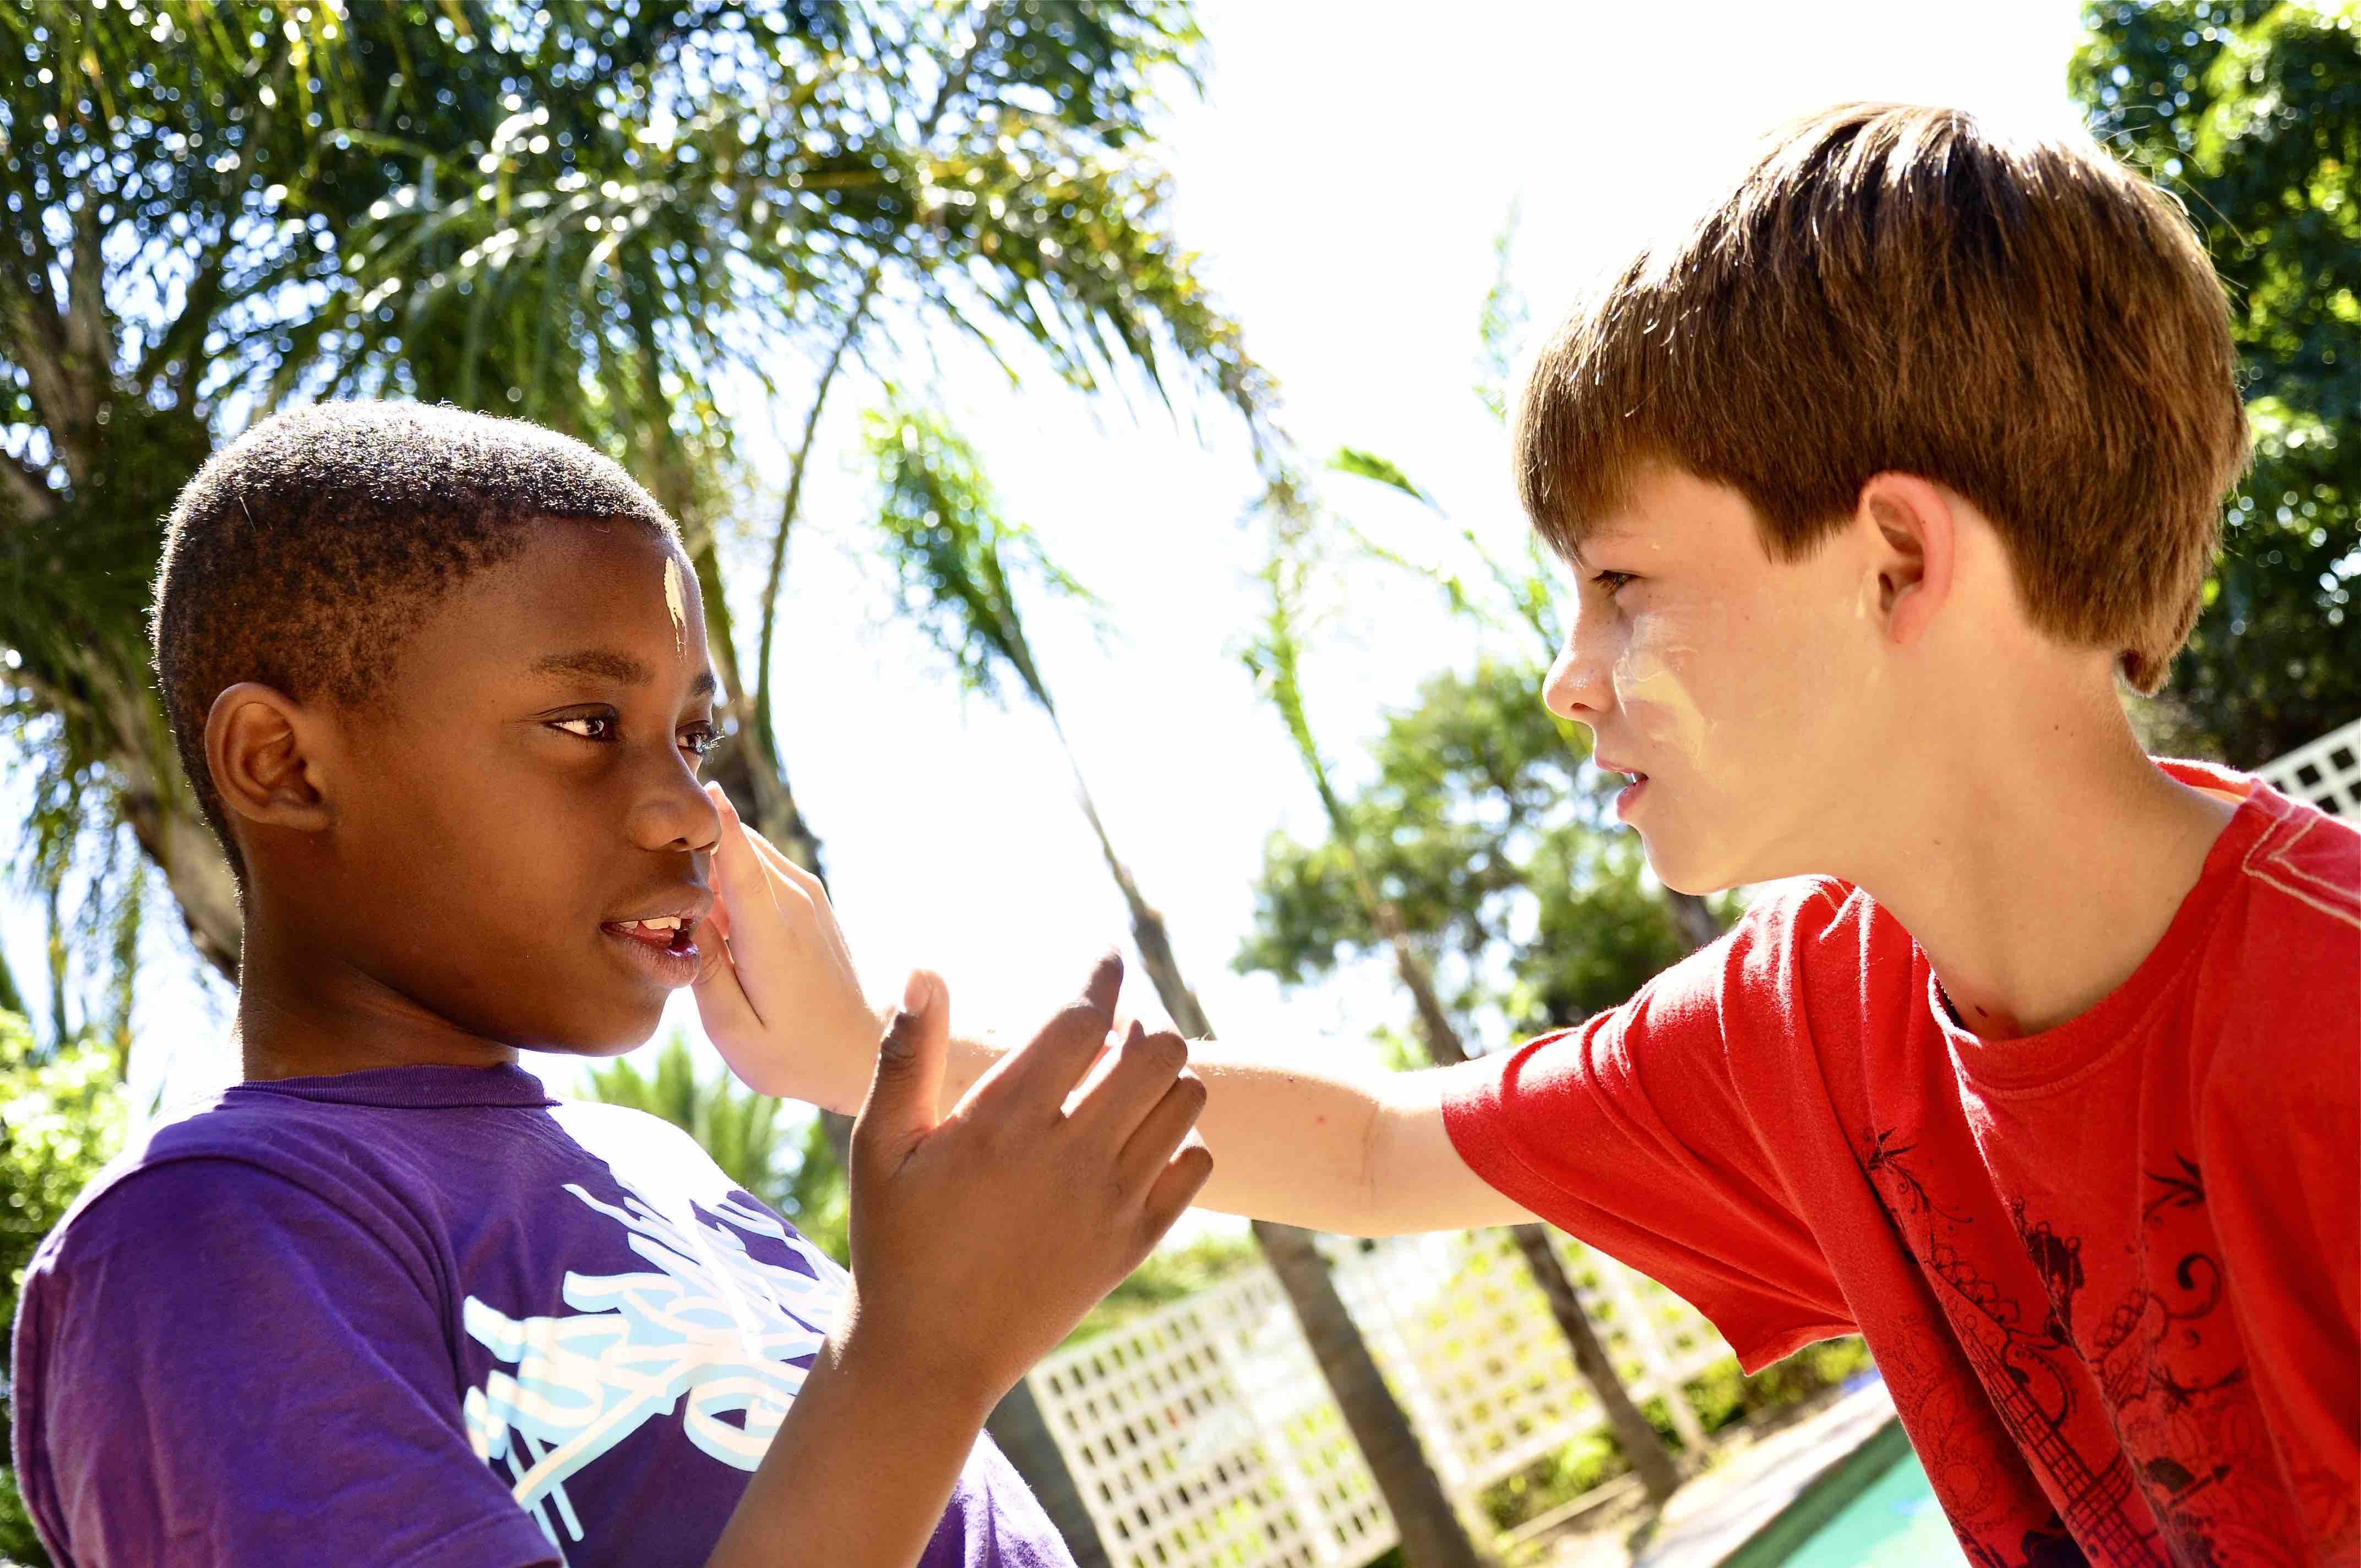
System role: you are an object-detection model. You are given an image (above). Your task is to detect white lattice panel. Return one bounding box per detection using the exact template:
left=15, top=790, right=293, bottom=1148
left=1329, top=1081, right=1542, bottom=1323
left=1031, top=1266, right=1392, bottom=1568
left=1027, top=1229, right=1729, bottom=1568
left=2257, top=718, right=2361, bottom=818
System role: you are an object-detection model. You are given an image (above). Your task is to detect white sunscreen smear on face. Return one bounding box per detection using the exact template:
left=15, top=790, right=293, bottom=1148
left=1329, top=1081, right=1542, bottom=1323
left=663, top=557, right=688, bottom=654
left=1619, top=655, right=1710, bottom=767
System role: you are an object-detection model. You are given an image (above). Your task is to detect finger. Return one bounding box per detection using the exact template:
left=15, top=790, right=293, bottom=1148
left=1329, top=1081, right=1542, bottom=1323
left=743, top=821, right=831, bottom=903
left=1061, top=1021, right=1132, bottom=1115
left=740, top=822, right=858, bottom=971
left=1071, top=1024, right=1189, bottom=1140
left=977, top=951, right=1125, bottom=1117
left=1138, top=1141, right=1216, bottom=1245
left=852, top=970, right=950, bottom=1179
left=1116, top=1068, right=1208, bottom=1194
left=689, top=896, right=760, bottom=1039
left=704, top=784, right=807, bottom=1022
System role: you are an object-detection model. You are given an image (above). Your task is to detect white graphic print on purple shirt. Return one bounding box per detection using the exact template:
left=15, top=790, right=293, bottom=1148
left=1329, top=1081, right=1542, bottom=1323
left=462, top=1105, right=846, bottom=1558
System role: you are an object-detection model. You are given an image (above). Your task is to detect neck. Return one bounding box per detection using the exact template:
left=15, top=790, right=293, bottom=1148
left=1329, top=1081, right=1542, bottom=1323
left=1837, top=679, right=2238, bottom=1040
left=235, top=899, right=518, bottom=1081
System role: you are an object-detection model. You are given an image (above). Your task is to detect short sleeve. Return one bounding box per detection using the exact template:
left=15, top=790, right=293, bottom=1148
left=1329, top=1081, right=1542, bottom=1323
left=1441, top=923, right=1854, bottom=1370
left=12, top=1157, right=558, bottom=1568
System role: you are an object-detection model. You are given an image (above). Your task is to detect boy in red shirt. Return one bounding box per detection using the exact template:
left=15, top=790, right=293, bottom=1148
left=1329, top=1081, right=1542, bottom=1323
left=698, top=103, right=2359, bottom=1564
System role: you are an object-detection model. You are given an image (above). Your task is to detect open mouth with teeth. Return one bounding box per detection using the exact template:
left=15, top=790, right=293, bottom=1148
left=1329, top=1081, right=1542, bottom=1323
left=606, top=915, right=699, bottom=956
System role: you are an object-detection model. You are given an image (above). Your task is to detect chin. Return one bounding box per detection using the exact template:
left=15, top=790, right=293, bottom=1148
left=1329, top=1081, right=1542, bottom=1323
left=1639, top=832, right=1748, bottom=898
left=512, top=997, right=670, bottom=1058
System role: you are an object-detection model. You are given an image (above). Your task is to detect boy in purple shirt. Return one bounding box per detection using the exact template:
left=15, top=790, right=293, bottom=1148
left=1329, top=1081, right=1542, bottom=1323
left=10, top=402, right=1212, bottom=1567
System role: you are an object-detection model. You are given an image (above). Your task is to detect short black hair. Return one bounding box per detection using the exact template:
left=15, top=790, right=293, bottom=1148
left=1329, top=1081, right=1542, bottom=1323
left=152, top=401, right=681, bottom=869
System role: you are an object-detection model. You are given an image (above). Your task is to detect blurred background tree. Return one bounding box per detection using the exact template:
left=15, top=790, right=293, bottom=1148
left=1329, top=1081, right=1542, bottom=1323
left=0, top=0, right=1272, bottom=1039
left=1237, top=655, right=1708, bottom=1043
left=857, top=401, right=1493, bottom=1568
left=0, top=1014, right=129, bottom=1563
left=2072, top=0, right=2360, bottom=764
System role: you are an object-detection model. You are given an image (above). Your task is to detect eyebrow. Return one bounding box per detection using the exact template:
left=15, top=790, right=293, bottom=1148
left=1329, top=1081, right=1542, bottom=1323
left=530, top=650, right=719, bottom=699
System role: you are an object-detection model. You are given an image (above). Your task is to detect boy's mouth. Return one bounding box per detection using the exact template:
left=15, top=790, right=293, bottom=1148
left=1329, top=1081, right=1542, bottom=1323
left=1596, top=757, right=1651, bottom=820
left=599, top=895, right=712, bottom=988
left=606, top=915, right=699, bottom=956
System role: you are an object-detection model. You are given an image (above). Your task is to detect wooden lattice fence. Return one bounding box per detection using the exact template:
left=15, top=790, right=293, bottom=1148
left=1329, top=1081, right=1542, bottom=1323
left=2256, top=717, right=2361, bottom=818
left=1024, top=1228, right=1729, bottom=1568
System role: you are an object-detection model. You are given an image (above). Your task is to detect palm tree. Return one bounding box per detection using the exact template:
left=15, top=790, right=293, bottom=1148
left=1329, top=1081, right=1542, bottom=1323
left=860, top=403, right=1492, bottom=1567
left=1242, top=497, right=1694, bottom=1500
left=1, top=0, right=1279, bottom=1030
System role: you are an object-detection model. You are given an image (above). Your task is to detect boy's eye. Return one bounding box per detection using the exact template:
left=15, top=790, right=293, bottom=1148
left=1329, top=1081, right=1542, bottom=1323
left=679, top=723, right=721, bottom=759
left=551, top=714, right=617, bottom=742
left=1590, top=569, right=1638, bottom=598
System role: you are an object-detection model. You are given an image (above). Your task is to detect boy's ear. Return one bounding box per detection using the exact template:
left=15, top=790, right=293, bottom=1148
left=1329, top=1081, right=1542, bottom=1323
left=1858, top=472, right=1956, bottom=649
left=204, top=682, right=336, bottom=836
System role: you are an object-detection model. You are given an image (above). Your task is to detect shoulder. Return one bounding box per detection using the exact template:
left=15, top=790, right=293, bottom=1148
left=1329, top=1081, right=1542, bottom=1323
left=2194, top=792, right=2359, bottom=1129
left=542, top=1098, right=751, bottom=1204
left=1671, top=875, right=1896, bottom=1001
left=2228, top=786, right=2361, bottom=933
left=24, top=1096, right=451, bottom=1316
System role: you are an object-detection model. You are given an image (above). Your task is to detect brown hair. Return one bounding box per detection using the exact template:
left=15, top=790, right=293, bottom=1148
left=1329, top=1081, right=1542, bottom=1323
left=1514, top=102, right=2246, bottom=692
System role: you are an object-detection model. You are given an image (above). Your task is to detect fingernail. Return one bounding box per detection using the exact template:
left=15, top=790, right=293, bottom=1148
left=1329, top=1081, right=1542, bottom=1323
left=1125, top=1020, right=1145, bottom=1048
left=902, top=971, right=929, bottom=1014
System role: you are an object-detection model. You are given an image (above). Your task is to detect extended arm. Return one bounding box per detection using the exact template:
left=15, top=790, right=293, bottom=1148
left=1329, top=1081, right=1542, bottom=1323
left=691, top=790, right=1534, bottom=1239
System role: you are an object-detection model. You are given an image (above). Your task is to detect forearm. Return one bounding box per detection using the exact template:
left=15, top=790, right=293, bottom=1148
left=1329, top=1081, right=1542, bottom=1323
left=741, top=1008, right=1515, bottom=1238
left=705, top=1321, right=994, bottom=1568
left=1179, top=1050, right=1394, bottom=1232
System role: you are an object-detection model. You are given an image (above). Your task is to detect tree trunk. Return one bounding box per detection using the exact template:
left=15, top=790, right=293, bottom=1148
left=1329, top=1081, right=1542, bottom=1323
left=687, top=532, right=828, bottom=877
left=984, top=1378, right=1111, bottom=1568
left=1366, top=906, right=1686, bottom=1502
left=98, top=666, right=242, bottom=984
left=1079, top=819, right=1489, bottom=1567
left=1505, top=1224, right=1683, bottom=1502
left=1256, top=1218, right=1490, bottom=1568
left=1661, top=889, right=1723, bottom=954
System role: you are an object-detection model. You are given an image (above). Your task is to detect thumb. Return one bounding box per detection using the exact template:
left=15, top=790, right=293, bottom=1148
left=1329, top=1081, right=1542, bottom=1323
left=853, top=970, right=949, bottom=1177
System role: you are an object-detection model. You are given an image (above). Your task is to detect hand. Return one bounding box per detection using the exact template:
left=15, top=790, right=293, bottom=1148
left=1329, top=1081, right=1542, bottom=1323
left=835, top=954, right=1214, bottom=1417
left=692, top=782, right=880, bottom=1103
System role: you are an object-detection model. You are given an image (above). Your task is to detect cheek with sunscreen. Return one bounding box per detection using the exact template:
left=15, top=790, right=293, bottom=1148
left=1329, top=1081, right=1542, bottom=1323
left=1615, top=647, right=1710, bottom=769
left=663, top=557, right=688, bottom=655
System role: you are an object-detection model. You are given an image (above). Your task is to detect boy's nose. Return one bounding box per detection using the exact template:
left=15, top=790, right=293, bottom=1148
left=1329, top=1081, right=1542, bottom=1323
left=628, top=756, right=726, bottom=854
left=1543, top=637, right=1613, bottom=723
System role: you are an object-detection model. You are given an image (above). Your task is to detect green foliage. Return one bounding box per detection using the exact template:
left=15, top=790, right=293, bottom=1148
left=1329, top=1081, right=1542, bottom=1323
left=1474, top=1338, right=1876, bottom=1532
left=1064, top=1229, right=1260, bottom=1344
left=3, top=0, right=1275, bottom=1015
left=863, top=400, right=1105, bottom=709
left=1331, top=447, right=1438, bottom=510
left=0, top=1012, right=130, bottom=1566
left=582, top=1035, right=792, bottom=1212
left=2071, top=1, right=2361, bottom=763
left=780, top=1113, right=850, bottom=1264
left=1238, top=657, right=1713, bottom=1035
left=1473, top=202, right=1527, bottom=427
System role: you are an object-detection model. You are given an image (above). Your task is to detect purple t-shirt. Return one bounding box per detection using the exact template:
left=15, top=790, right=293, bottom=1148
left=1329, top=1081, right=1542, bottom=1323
left=10, top=1063, right=1074, bottom=1568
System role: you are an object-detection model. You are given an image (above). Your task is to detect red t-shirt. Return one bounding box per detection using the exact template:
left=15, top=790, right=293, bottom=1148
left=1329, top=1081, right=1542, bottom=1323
left=1443, top=761, right=2360, bottom=1566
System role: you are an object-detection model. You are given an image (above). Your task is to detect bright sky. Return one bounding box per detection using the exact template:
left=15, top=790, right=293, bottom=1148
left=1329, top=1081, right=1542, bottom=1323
left=3, top=0, right=2092, bottom=1157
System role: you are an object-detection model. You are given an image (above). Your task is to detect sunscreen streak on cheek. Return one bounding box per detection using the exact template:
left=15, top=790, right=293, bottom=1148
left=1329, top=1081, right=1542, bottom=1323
left=1617, top=650, right=1709, bottom=769
left=663, top=557, right=688, bottom=655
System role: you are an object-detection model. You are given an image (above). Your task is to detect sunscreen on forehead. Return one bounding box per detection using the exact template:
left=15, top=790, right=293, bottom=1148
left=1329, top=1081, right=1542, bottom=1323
left=663, top=557, right=688, bottom=655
